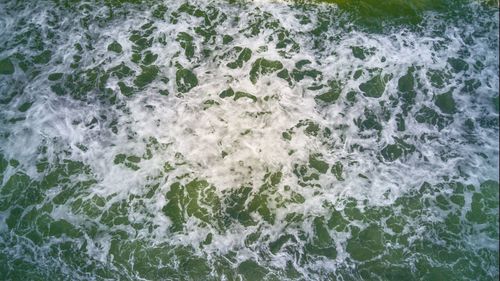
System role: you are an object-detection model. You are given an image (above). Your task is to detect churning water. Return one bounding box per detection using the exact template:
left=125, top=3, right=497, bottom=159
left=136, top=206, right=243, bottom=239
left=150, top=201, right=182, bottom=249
left=0, top=0, right=498, bottom=280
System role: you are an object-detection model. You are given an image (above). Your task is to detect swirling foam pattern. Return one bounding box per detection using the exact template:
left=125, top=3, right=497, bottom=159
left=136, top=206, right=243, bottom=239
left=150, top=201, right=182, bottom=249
left=0, top=0, right=498, bottom=280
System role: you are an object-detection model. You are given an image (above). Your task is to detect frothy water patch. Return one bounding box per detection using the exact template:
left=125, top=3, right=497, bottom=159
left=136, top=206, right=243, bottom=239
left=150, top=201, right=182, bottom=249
left=0, top=0, right=498, bottom=280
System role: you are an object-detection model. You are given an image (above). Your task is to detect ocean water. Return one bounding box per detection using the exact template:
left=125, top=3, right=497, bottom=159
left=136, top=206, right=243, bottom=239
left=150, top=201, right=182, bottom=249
left=0, top=0, right=498, bottom=280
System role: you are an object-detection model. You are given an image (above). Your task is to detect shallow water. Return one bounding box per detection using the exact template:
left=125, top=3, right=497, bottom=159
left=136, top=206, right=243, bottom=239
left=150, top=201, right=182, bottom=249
left=0, top=0, right=498, bottom=280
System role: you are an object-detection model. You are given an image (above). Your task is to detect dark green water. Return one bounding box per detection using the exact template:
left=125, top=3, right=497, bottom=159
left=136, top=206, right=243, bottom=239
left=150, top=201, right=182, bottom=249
left=0, top=0, right=498, bottom=280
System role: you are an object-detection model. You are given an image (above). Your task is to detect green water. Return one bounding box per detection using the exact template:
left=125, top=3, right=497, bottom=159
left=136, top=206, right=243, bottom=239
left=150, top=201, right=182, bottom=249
left=0, top=0, right=498, bottom=280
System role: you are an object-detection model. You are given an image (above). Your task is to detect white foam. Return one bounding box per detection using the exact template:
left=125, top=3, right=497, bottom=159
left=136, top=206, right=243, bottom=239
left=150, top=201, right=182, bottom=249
left=0, top=0, right=498, bottom=278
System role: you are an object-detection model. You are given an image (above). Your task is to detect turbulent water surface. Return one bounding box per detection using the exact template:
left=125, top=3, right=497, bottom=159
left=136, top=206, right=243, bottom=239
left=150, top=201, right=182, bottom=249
left=0, top=0, right=499, bottom=280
